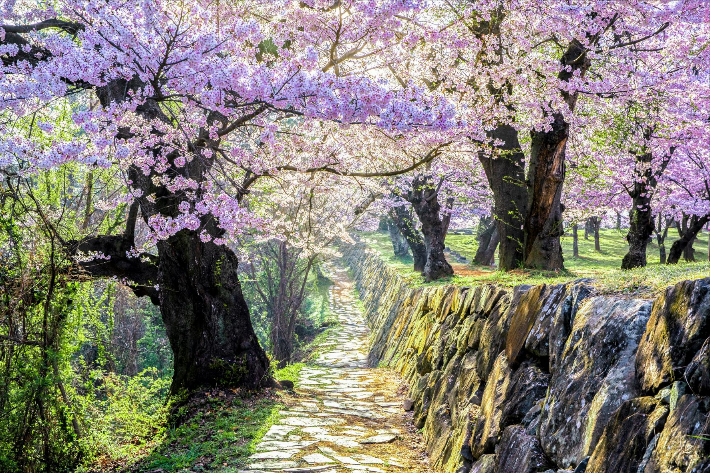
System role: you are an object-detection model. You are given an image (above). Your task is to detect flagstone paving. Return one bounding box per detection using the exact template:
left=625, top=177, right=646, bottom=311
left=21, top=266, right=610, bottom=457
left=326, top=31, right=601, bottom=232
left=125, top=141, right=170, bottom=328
left=240, top=263, right=436, bottom=473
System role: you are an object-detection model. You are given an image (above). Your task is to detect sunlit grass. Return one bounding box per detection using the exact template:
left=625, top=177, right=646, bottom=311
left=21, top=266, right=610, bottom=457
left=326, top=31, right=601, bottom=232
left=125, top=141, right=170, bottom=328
left=116, top=393, right=281, bottom=473
left=274, top=363, right=305, bottom=385
left=358, top=228, right=710, bottom=297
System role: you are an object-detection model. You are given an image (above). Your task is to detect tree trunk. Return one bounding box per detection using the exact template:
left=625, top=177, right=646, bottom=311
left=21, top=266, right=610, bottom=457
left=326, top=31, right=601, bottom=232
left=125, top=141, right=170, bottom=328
left=616, top=212, right=622, bottom=231
left=477, top=215, right=492, bottom=238
left=524, top=112, right=568, bottom=270
left=377, top=216, right=389, bottom=233
left=406, top=175, right=454, bottom=281
left=622, top=205, right=654, bottom=269
left=387, top=218, right=410, bottom=258
left=478, top=125, right=528, bottom=270
left=474, top=220, right=499, bottom=266
left=621, top=153, right=655, bottom=269
left=584, top=219, right=591, bottom=240
left=157, top=232, right=271, bottom=392
left=474, top=222, right=499, bottom=266
left=669, top=215, right=709, bottom=264
left=659, top=241, right=667, bottom=265
left=572, top=223, right=579, bottom=258
left=7, top=26, right=276, bottom=394
left=684, top=234, right=697, bottom=262
left=655, top=214, right=671, bottom=265
left=389, top=206, right=427, bottom=273
left=522, top=39, right=590, bottom=270
left=590, top=216, right=601, bottom=252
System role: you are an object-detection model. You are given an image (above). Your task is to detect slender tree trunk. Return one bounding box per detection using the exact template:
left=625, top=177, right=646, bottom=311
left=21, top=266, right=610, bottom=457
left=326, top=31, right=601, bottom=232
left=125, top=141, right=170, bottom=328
left=591, top=216, right=601, bottom=252
left=269, top=243, right=294, bottom=369
left=669, top=215, right=709, bottom=264
left=389, top=206, right=427, bottom=273
left=616, top=212, right=622, bottom=231
left=477, top=215, right=492, bottom=238
left=157, top=232, right=271, bottom=392
left=478, top=125, right=528, bottom=270
left=572, top=223, right=579, bottom=258
left=387, top=218, right=410, bottom=258
left=474, top=220, right=499, bottom=266
left=659, top=242, right=667, bottom=265
left=584, top=218, right=593, bottom=240
left=655, top=214, right=671, bottom=265
left=407, top=175, right=454, bottom=281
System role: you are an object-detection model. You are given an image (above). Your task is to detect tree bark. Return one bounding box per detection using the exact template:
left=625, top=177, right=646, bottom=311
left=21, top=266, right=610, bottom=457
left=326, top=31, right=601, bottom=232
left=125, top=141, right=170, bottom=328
left=524, top=112, right=568, bottom=270
left=572, top=223, right=579, bottom=258
left=387, top=218, right=410, bottom=258
left=158, top=233, right=270, bottom=392
left=616, top=212, right=622, bottom=231
left=655, top=214, right=671, bottom=265
left=669, top=215, right=709, bottom=264
left=590, top=216, right=601, bottom=252
left=621, top=153, right=656, bottom=270
left=389, top=206, right=427, bottom=273
left=474, top=219, right=499, bottom=266
left=478, top=125, right=528, bottom=270
left=476, top=226, right=499, bottom=266
left=406, top=175, right=454, bottom=281
left=73, top=232, right=271, bottom=392
left=675, top=215, right=699, bottom=262
left=523, top=39, right=590, bottom=270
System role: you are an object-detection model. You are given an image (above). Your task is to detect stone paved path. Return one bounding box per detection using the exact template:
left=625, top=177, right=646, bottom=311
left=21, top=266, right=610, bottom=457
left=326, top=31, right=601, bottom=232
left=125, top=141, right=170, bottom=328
left=241, top=263, right=435, bottom=473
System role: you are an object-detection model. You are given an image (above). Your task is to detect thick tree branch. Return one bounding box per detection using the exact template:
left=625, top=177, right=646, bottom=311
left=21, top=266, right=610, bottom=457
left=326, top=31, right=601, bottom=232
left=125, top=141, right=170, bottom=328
left=66, top=235, right=160, bottom=304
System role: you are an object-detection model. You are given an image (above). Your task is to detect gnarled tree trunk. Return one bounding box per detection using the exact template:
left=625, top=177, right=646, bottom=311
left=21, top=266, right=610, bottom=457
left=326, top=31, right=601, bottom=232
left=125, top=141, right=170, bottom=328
left=389, top=206, right=427, bottom=273
left=478, top=125, right=528, bottom=270
left=668, top=215, right=710, bottom=264
left=406, top=175, right=454, bottom=281
left=387, top=218, right=410, bottom=258
left=63, top=59, right=273, bottom=394
left=524, top=112, right=568, bottom=270
left=157, top=233, right=270, bottom=391
left=622, top=154, right=655, bottom=269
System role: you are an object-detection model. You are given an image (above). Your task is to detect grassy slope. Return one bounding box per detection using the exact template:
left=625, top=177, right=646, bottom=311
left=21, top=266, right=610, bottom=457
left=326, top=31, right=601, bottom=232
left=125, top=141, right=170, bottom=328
left=119, top=392, right=281, bottom=473
left=360, top=228, right=710, bottom=296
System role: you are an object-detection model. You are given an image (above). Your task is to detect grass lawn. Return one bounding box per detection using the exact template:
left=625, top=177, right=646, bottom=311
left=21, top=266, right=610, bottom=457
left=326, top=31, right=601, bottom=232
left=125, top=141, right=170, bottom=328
left=358, top=228, right=710, bottom=297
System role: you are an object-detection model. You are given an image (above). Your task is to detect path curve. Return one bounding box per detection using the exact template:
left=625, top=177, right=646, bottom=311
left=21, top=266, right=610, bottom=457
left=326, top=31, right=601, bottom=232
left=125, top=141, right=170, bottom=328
left=240, top=263, right=436, bottom=473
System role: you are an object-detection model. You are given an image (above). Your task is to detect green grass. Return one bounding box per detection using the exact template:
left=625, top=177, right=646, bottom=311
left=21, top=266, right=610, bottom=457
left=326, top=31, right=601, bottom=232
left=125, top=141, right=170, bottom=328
left=273, top=363, right=305, bottom=384
left=359, top=228, right=710, bottom=296
left=120, top=392, right=281, bottom=473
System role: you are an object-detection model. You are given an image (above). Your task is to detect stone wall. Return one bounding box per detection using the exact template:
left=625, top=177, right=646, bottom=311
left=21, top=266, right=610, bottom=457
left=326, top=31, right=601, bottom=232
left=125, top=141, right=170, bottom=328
left=343, top=243, right=710, bottom=473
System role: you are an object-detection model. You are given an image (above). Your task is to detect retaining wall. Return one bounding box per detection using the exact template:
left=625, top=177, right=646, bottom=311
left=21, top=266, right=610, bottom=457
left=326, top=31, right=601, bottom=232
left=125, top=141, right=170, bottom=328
left=343, top=243, right=710, bottom=473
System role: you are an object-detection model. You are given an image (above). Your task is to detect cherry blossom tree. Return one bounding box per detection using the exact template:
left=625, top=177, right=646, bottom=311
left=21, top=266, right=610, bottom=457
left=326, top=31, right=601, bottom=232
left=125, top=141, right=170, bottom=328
left=390, top=0, right=705, bottom=270
left=0, top=0, right=453, bottom=392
